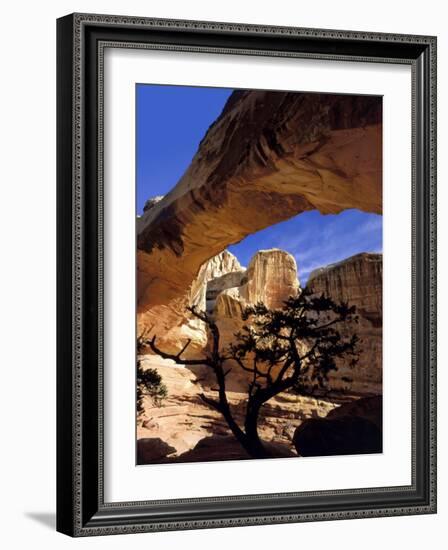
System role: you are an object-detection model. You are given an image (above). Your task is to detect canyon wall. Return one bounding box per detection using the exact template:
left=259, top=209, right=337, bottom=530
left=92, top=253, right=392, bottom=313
left=206, top=250, right=382, bottom=395
left=306, top=253, right=382, bottom=394
left=142, top=247, right=383, bottom=395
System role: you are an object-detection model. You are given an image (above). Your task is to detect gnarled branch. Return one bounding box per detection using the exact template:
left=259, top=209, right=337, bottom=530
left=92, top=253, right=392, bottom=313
left=146, top=335, right=210, bottom=366
left=198, top=392, right=222, bottom=411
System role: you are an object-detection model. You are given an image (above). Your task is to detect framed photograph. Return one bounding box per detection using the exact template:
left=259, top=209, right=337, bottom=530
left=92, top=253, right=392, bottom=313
left=56, top=13, right=437, bottom=536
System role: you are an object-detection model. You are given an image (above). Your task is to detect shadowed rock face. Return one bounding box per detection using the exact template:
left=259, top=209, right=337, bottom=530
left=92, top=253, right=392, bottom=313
left=136, top=438, right=177, bottom=464
left=292, top=395, right=383, bottom=457
left=137, top=91, right=382, bottom=313
left=307, top=253, right=382, bottom=394
left=327, top=395, right=382, bottom=429
left=172, top=435, right=297, bottom=463
left=293, top=415, right=382, bottom=457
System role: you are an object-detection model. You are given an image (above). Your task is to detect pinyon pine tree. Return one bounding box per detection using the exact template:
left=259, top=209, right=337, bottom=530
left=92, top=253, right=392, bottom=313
left=148, top=287, right=359, bottom=459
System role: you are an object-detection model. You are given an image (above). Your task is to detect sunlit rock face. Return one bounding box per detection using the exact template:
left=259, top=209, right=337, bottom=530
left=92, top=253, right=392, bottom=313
left=137, top=91, right=382, bottom=316
left=206, top=272, right=246, bottom=314
left=191, top=250, right=244, bottom=314
left=306, top=253, right=383, bottom=395
left=138, top=250, right=243, bottom=356
left=211, top=249, right=300, bottom=338
left=212, top=249, right=300, bottom=324
left=239, top=249, right=300, bottom=309
left=210, top=249, right=301, bottom=390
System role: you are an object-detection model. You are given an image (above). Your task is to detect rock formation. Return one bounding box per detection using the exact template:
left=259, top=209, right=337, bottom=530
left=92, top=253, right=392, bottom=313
left=137, top=437, right=177, bottom=464
left=307, top=253, right=382, bottom=394
left=137, top=250, right=383, bottom=462
left=138, top=249, right=244, bottom=356
left=327, top=395, right=382, bottom=428
left=207, top=249, right=300, bottom=389
left=204, top=250, right=382, bottom=396
left=293, top=395, right=383, bottom=457
left=141, top=248, right=382, bottom=395
left=135, top=90, right=384, bottom=464
left=137, top=91, right=382, bottom=325
left=166, top=435, right=296, bottom=463
left=239, top=249, right=300, bottom=309
left=293, top=415, right=382, bottom=457
left=142, top=195, right=164, bottom=213
left=191, top=249, right=244, bottom=314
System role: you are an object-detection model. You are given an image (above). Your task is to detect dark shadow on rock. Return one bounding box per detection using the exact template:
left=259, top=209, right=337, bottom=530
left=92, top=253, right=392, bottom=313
left=293, top=415, right=382, bottom=457
left=25, top=512, right=56, bottom=530
left=327, top=395, right=382, bottom=428
left=168, top=434, right=296, bottom=464
left=137, top=437, right=177, bottom=465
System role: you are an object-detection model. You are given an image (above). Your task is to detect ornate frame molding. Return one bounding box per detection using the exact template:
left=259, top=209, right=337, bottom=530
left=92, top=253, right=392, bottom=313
left=57, top=13, right=437, bottom=537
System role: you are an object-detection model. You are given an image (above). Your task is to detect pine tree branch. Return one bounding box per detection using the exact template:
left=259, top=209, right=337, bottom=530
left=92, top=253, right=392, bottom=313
left=147, top=336, right=210, bottom=366
left=198, top=393, right=222, bottom=411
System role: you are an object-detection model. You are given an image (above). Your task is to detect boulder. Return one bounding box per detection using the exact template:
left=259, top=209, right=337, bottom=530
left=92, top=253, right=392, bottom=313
left=327, top=395, right=382, bottom=428
left=136, top=437, right=177, bottom=464
left=293, top=415, right=382, bottom=457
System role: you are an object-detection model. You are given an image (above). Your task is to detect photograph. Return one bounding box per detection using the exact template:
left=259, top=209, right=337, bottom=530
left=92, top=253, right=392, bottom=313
left=0, top=0, right=441, bottom=544
left=135, top=85, right=383, bottom=465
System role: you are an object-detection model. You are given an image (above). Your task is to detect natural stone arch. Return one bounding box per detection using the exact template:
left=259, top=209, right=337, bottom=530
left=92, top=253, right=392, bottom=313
left=137, top=90, right=382, bottom=316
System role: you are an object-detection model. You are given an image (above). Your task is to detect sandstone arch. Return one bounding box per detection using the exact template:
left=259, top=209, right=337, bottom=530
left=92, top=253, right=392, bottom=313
left=137, top=90, right=382, bottom=317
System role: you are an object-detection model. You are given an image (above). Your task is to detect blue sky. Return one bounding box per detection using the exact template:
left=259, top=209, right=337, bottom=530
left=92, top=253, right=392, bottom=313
left=136, top=84, right=382, bottom=284
left=136, top=84, right=233, bottom=213
left=228, top=210, right=382, bottom=284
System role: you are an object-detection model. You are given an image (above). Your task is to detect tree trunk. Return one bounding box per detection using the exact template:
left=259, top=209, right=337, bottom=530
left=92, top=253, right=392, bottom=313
left=243, top=400, right=270, bottom=459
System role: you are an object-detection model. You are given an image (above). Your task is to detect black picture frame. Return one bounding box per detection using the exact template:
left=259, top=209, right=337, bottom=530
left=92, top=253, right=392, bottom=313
left=57, top=13, right=437, bottom=537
